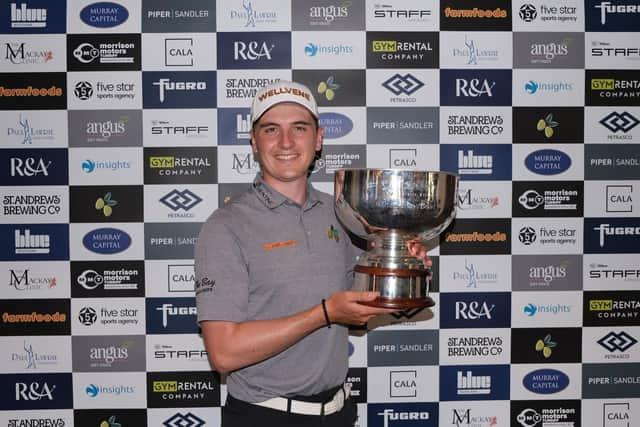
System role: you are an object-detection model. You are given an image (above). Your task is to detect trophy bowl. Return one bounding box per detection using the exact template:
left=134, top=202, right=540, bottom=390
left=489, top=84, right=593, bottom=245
left=334, top=168, right=458, bottom=310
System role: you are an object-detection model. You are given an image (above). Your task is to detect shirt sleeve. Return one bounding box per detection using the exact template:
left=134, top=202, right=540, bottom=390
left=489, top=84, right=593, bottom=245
left=195, top=213, right=250, bottom=324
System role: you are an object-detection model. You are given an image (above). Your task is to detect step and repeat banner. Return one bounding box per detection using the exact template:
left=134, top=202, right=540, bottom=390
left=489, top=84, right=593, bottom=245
left=1, top=0, right=639, bottom=426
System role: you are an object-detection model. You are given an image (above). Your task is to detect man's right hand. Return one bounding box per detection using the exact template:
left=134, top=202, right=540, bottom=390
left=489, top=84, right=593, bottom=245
left=324, top=291, right=398, bottom=326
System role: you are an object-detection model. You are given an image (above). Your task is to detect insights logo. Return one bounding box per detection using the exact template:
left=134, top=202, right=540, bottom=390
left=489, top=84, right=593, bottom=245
left=524, top=80, right=574, bottom=94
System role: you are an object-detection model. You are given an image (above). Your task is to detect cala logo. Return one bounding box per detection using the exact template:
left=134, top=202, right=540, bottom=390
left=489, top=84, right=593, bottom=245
left=319, top=112, right=353, bottom=139
left=523, top=368, right=569, bottom=394
left=525, top=149, right=571, bottom=175
left=82, top=228, right=131, bottom=254
left=80, top=2, right=129, bottom=28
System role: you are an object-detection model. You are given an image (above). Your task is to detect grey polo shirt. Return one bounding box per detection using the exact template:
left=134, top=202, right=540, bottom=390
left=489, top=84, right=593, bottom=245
left=195, top=174, right=360, bottom=403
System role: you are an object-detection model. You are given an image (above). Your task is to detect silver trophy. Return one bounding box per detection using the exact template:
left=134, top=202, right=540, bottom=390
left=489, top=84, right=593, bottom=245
left=334, top=169, right=458, bottom=310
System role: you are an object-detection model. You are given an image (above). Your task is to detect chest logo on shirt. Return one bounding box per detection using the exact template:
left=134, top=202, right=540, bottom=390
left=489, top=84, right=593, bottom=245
left=263, top=240, right=297, bottom=250
left=328, top=225, right=340, bottom=242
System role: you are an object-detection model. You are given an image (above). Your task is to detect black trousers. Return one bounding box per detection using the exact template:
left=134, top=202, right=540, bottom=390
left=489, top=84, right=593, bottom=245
left=222, top=392, right=357, bottom=427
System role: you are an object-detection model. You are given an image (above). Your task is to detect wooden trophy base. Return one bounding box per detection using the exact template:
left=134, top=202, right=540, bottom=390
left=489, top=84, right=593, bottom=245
left=358, top=295, right=436, bottom=310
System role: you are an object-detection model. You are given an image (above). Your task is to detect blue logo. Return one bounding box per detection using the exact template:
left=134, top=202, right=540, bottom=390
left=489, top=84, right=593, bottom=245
left=524, top=80, right=538, bottom=94
left=82, top=228, right=131, bottom=255
left=217, top=108, right=251, bottom=145
left=525, top=149, right=572, bottom=175
left=305, top=43, right=318, bottom=56
left=80, top=2, right=129, bottom=28
left=82, top=159, right=95, bottom=173
left=0, top=0, right=66, bottom=34
left=524, top=303, right=537, bottom=316
left=85, top=384, right=99, bottom=397
left=217, top=32, right=291, bottom=69
left=146, top=298, right=199, bottom=334
left=441, top=70, right=512, bottom=106
left=440, top=144, right=512, bottom=181
left=523, top=369, right=570, bottom=394
left=368, top=403, right=438, bottom=427
left=143, top=71, right=217, bottom=109
left=0, top=224, right=69, bottom=261
left=440, top=365, right=510, bottom=401
left=440, top=292, right=511, bottom=328
left=319, top=112, right=353, bottom=139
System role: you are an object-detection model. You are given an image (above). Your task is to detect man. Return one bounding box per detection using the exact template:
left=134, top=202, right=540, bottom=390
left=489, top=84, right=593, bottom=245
left=195, top=81, right=427, bottom=426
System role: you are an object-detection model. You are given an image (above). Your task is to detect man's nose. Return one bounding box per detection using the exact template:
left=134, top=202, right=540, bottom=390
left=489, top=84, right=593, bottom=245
left=278, top=127, right=295, bottom=148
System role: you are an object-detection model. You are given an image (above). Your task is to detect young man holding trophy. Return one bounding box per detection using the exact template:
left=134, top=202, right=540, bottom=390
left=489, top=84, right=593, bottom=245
left=195, top=80, right=449, bottom=427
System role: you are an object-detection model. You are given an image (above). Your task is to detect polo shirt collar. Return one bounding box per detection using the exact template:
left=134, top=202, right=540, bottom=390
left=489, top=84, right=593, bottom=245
left=251, top=174, right=323, bottom=211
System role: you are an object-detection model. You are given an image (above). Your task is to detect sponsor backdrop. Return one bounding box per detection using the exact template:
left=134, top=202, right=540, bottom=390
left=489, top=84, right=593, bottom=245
left=0, top=0, right=638, bottom=426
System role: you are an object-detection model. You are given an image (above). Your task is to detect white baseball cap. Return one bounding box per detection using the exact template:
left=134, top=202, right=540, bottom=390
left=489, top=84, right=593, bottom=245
left=250, top=80, right=319, bottom=125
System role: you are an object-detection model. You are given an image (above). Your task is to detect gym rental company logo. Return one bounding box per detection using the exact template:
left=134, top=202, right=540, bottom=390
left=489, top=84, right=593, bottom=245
left=367, top=32, right=438, bottom=68
left=147, top=371, right=221, bottom=407
left=584, top=291, right=640, bottom=326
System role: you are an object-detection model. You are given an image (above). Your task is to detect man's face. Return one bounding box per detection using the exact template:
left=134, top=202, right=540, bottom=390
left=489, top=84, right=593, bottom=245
left=250, top=102, right=323, bottom=187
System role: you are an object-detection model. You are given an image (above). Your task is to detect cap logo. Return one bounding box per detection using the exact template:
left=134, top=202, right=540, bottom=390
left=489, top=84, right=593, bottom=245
left=258, top=86, right=311, bottom=102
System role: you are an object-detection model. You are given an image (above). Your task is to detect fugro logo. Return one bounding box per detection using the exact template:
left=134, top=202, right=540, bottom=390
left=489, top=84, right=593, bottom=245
left=146, top=298, right=198, bottom=334
left=587, top=0, right=640, bottom=30
left=585, top=218, right=640, bottom=253
left=368, top=403, right=437, bottom=427
left=80, top=2, right=129, bottom=28
left=523, top=369, right=570, bottom=394
left=82, top=228, right=131, bottom=255
left=143, top=71, right=216, bottom=109
left=440, top=292, right=511, bottom=328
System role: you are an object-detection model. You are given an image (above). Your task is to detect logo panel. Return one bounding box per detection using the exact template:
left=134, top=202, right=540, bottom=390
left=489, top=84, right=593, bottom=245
left=512, top=181, right=584, bottom=217
left=585, top=217, right=640, bottom=254
left=367, top=107, right=438, bottom=144
left=144, top=147, right=217, bottom=184
left=293, top=69, right=367, bottom=107
left=439, top=365, right=510, bottom=401
left=440, top=69, right=512, bottom=106
left=440, top=107, right=511, bottom=144
left=586, top=32, right=640, bottom=69
left=455, top=182, right=512, bottom=219
left=586, top=69, right=640, bottom=106
left=510, top=399, right=580, bottom=427
left=217, top=32, right=290, bottom=69
left=585, top=144, right=640, bottom=180
left=0, top=298, right=70, bottom=336
left=440, top=0, right=512, bottom=31
left=513, top=0, right=584, bottom=31
left=144, top=108, right=216, bottom=146
left=74, top=409, right=147, bottom=427
left=292, top=31, right=365, bottom=69
left=217, top=1, right=290, bottom=31
left=511, top=327, right=582, bottom=363
left=67, top=33, right=141, bottom=71
left=0, top=0, right=66, bottom=34
left=292, top=0, right=366, bottom=31
left=146, top=334, right=209, bottom=372
left=0, top=373, right=72, bottom=410
left=144, top=222, right=202, bottom=260
left=440, top=218, right=511, bottom=255
left=142, top=0, right=216, bottom=33
left=71, top=298, right=145, bottom=336
left=0, top=72, right=66, bottom=110
left=0, top=224, right=69, bottom=261
left=1, top=336, right=71, bottom=373
left=512, top=107, right=584, bottom=143
left=69, top=185, right=143, bottom=223
left=584, top=291, right=640, bottom=326
left=439, top=329, right=510, bottom=365
left=0, top=260, right=70, bottom=300
left=68, top=71, right=141, bottom=110
left=367, top=402, right=438, bottom=427
left=146, top=371, right=221, bottom=407
left=586, top=107, right=640, bottom=143
left=310, top=145, right=366, bottom=183
left=1, top=148, right=68, bottom=186
left=73, top=371, right=146, bottom=409
left=511, top=254, right=583, bottom=291
left=585, top=0, right=640, bottom=31
left=439, top=254, right=511, bottom=292
left=72, top=335, right=145, bottom=372
left=366, top=32, right=438, bottom=68
left=513, top=144, right=583, bottom=181
left=582, top=363, right=640, bottom=398
left=1, top=186, right=69, bottom=224
left=1, top=35, right=66, bottom=72
left=513, top=32, right=584, bottom=68
left=440, top=292, right=511, bottom=328
left=0, top=110, right=68, bottom=148
left=142, top=71, right=216, bottom=109
left=68, top=109, right=143, bottom=147
left=146, top=297, right=198, bottom=334
left=70, top=260, right=145, bottom=298
left=440, top=144, right=512, bottom=181
left=367, top=330, right=438, bottom=367
left=513, top=69, right=584, bottom=106
left=583, top=253, right=640, bottom=291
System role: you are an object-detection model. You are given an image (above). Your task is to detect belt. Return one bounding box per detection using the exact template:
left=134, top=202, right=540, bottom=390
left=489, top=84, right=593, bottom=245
left=253, top=382, right=352, bottom=416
